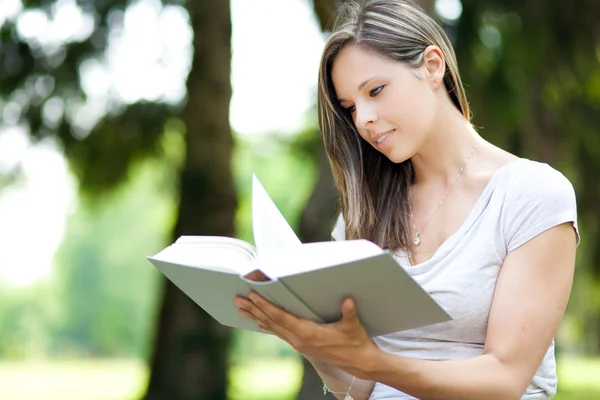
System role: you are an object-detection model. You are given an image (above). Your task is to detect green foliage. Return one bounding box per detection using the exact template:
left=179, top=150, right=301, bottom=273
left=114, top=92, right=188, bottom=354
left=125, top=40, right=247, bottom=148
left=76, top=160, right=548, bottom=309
left=49, top=158, right=176, bottom=358
left=64, top=102, right=175, bottom=194
left=0, top=283, right=60, bottom=358
left=0, top=0, right=182, bottom=192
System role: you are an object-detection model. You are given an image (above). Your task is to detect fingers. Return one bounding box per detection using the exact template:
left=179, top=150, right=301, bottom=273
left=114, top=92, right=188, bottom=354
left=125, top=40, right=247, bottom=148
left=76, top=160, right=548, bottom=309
left=238, top=308, right=269, bottom=332
left=237, top=307, right=269, bottom=332
left=237, top=293, right=365, bottom=350
left=235, top=292, right=296, bottom=340
left=328, top=297, right=363, bottom=333
left=237, top=294, right=372, bottom=365
left=341, top=297, right=360, bottom=326
left=249, top=292, right=296, bottom=327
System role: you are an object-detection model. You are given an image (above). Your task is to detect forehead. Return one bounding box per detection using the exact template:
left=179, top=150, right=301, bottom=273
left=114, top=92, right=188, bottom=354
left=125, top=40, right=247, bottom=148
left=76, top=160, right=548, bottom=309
left=331, top=45, right=400, bottom=95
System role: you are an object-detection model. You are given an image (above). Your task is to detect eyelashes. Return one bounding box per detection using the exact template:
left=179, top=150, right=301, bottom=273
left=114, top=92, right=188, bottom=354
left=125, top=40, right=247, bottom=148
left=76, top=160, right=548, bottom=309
left=370, top=85, right=384, bottom=96
left=343, top=85, right=386, bottom=114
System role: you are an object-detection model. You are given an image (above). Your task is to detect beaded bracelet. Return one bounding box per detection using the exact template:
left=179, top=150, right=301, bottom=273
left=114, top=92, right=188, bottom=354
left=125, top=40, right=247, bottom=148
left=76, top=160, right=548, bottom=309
left=323, top=376, right=356, bottom=400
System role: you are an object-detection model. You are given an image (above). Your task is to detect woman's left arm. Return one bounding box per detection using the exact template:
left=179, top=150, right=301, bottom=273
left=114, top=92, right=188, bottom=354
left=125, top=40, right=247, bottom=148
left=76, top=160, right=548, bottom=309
left=365, top=222, right=577, bottom=400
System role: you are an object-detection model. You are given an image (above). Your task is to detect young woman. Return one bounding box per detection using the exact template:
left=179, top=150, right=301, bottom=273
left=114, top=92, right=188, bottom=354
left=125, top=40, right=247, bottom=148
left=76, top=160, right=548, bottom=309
left=234, top=1, right=579, bottom=399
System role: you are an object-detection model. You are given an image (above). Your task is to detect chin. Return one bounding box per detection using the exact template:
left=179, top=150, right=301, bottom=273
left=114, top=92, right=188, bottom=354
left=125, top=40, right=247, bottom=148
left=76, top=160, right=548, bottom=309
left=384, top=149, right=412, bottom=164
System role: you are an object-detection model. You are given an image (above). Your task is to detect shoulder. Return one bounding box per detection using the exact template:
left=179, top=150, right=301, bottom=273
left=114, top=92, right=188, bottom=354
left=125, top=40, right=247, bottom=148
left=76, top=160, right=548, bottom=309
left=500, top=159, right=579, bottom=252
left=506, top=159, right=574, bottom=193
left=501, top=158, right=577, bottom=213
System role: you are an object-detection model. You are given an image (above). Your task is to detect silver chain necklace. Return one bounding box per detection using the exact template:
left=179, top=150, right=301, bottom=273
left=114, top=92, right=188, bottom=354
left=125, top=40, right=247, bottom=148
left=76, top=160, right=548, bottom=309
left=408, top=142, right=479, bottom=246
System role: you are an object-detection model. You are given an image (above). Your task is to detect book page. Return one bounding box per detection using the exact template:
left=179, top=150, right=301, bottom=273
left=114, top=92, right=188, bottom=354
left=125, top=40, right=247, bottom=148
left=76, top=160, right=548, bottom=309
left=252, top=175, right=302, bottom=259
left=150, top=236, right=257, bottom=275
left=260, top=239, right=384, bottom=278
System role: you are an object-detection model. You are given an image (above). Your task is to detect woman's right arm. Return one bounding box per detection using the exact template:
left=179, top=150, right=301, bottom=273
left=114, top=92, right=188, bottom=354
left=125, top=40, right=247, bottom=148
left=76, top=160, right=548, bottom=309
left=306, top=356, right=376, bottom=400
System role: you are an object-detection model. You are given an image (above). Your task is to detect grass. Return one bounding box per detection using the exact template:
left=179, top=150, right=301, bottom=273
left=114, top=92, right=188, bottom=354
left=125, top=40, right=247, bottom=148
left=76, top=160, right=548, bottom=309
left=554, top=356, right=600, bottom=400
left=229, top=358, right=301, bottom=400
left=0, top=356, right=598, bottom=400
left=0, top=358, right=147, bottom=400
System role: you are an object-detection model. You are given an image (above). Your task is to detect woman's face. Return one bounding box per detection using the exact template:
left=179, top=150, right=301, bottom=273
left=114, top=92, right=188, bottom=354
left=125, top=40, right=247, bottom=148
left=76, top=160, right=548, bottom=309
left=331, top=45, right=440, bottom=163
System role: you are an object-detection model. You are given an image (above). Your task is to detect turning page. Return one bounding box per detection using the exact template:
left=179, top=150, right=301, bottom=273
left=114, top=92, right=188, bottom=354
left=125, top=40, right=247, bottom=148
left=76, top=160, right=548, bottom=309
left=251, top=175, right=302, bottom=259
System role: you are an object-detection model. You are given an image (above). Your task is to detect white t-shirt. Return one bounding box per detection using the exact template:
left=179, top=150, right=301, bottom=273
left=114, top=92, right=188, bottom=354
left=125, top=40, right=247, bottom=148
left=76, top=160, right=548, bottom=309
left=331, top=159, right=580, bottom=400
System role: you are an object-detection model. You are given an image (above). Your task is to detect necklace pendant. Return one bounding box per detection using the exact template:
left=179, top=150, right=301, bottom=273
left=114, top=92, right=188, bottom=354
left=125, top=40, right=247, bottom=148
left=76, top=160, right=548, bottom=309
left=344, top=395, right=354, bottom=400
left=413, top=232, right=421, bottom=246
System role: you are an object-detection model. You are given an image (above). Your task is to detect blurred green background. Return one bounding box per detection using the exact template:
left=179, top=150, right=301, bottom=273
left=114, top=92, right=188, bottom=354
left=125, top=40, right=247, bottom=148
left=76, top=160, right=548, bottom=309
left=0, top=0, right=599, bottom=399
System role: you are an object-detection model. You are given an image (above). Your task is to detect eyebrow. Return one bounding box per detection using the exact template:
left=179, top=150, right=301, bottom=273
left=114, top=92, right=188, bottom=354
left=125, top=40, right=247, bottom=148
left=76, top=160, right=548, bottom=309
left=337, top=76, right=380, bottom=103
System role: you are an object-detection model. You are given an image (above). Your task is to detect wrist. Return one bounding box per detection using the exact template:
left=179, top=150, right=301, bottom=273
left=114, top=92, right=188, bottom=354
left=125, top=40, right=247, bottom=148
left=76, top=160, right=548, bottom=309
left=354, top=342, right=386, bottom=380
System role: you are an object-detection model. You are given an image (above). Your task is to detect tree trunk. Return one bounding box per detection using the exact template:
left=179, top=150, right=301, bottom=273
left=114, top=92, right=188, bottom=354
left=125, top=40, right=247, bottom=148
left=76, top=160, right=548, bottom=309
left=143, top=1, right=235, bottom=399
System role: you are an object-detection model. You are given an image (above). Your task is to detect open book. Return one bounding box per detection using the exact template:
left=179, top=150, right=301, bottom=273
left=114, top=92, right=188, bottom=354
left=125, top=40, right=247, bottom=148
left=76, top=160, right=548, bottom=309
left=147, top=175, right=451, bottom=337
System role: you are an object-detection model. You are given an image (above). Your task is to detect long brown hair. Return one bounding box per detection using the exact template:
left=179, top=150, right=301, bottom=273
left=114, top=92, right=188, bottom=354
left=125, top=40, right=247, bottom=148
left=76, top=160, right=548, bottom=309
left=318, top=0, right=470, bottom=252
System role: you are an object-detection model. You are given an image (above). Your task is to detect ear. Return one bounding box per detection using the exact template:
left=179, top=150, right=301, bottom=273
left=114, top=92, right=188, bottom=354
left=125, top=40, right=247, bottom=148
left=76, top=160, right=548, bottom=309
left=422, top=45, right=446, bottom=89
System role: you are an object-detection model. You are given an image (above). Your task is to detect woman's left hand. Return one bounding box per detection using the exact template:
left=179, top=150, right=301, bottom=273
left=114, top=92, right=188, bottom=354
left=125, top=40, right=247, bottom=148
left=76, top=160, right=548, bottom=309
left=234, top=291, right=380, bottom=378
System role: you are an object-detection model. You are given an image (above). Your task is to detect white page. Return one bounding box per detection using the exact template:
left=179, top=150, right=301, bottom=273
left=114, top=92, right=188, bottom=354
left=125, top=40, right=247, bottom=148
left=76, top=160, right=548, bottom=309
left=150, top=237, right=257, bottom=275
left=260, top=239, right=384, bottom=278
left=252, top=175, right=302, bottom=259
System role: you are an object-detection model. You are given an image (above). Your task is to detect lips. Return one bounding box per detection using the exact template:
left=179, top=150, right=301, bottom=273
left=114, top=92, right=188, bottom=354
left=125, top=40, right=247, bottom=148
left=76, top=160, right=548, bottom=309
left=373, top=129, right=395, bottom=144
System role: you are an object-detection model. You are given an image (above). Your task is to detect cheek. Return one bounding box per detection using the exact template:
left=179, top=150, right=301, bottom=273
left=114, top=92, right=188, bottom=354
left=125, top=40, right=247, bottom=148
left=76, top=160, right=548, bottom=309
left=386, top=86, right=437, bottom=134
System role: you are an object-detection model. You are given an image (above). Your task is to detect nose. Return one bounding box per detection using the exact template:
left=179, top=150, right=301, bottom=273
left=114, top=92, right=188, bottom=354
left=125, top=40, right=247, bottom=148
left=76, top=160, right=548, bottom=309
left=354, top=102, right=377, bottom=129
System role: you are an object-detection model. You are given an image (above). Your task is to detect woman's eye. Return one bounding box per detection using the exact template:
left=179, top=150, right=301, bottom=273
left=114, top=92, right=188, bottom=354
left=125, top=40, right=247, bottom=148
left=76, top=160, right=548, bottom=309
left=345, top=105, right=356, bottom=113
left=370, top=85, right=385, bottom=97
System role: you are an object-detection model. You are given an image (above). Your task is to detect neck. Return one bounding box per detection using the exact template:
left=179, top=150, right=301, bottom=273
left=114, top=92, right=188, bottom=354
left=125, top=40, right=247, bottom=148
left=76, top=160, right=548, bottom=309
left=410, top=104, right=481, bottom=188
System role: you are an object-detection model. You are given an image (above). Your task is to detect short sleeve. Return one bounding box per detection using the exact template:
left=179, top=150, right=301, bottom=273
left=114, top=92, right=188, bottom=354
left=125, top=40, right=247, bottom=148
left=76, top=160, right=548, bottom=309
left=331, top=213, right=346, bottom=241
left=502, top=161, right=580, bottom=254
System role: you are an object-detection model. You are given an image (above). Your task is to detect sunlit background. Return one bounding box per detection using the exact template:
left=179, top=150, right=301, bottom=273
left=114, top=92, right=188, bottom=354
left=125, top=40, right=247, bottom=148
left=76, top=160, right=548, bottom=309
left=1, top=0, right=599, bottom=399
left=0, top=0, right=326, bottom=287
